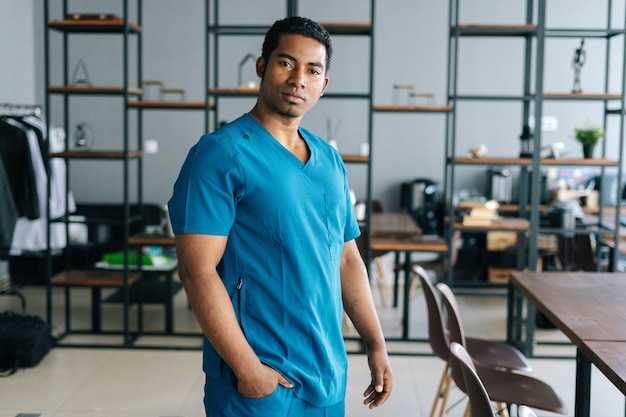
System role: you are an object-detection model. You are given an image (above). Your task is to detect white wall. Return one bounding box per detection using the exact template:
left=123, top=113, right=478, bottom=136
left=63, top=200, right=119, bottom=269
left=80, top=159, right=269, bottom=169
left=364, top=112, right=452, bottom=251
left=1, top=0, right=37, bottom=104
left=8, top=0, right=626, bottom=210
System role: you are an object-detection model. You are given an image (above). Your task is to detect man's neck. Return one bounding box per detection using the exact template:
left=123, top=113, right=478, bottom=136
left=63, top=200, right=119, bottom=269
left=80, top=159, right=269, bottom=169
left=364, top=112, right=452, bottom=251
left=249, top=105, right=301, bottom=146
left=248, top=106, right=309, bottom=163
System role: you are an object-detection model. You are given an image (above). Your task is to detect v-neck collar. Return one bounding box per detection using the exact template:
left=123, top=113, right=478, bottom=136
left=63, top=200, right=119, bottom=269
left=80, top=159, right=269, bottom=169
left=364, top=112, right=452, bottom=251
left=242, top=113, right=314, bottom=171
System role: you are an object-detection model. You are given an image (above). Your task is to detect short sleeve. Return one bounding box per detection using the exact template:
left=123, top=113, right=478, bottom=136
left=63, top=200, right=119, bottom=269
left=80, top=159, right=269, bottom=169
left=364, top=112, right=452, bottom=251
left=168, top=135, right=243, bottom=236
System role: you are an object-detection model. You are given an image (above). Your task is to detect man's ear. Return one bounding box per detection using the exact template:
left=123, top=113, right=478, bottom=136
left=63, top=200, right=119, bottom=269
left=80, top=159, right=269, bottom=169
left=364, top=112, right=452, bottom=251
left=321, top=77, right=330, bottom=96
left=256, top=56, right=265, bottom=78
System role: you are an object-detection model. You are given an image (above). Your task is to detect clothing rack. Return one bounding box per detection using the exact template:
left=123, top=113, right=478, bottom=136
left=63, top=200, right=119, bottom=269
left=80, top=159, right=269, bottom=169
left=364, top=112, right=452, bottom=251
left=0, top=103, right=43, bottom=117
left=0, top=104, right=46, bottom=312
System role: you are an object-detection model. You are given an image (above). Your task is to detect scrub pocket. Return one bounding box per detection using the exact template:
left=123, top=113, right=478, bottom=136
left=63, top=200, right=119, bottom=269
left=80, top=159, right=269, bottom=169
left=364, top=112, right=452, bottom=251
left=224, top=383, right=293, bottom=416
left=324, top=194, right=345, bottom=260
left=205, top=357, right=294, bottom=417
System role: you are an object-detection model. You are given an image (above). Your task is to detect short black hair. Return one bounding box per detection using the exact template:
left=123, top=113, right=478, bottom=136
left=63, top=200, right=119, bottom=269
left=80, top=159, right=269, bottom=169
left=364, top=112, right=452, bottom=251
left=262, top=16, right=333, bottom=72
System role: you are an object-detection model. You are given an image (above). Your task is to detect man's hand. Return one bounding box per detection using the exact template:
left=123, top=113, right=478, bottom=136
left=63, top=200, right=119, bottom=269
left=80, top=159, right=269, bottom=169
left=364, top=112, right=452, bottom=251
left=363, top=349, right=393, bottom=409
left=237, top=363, right=293, bottom=399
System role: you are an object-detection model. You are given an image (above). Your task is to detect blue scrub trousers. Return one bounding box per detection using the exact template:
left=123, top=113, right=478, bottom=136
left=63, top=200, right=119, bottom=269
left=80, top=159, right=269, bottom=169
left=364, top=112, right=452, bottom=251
left=204, top=359, right=345, bottom=417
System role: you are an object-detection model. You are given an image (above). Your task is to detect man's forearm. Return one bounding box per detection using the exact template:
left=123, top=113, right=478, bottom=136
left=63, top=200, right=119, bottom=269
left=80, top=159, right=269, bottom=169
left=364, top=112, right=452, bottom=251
left=181, top=269, right=262, bottom=378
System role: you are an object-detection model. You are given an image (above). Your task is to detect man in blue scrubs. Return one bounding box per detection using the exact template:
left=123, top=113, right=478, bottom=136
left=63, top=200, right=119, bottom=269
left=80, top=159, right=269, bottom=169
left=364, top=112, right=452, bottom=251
left=169, top=16, right=392, bottom=416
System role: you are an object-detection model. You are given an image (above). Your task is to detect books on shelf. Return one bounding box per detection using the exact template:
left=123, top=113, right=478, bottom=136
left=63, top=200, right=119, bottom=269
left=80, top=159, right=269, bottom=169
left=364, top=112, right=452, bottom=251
left=462, top=200, right=500, bottom=226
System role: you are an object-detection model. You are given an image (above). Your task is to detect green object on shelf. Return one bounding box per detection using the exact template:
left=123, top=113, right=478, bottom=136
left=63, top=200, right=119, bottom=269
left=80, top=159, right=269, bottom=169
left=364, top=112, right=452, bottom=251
left=102, top=252, right=171, bottom=267
left=574, top=126, right=604, bottom=147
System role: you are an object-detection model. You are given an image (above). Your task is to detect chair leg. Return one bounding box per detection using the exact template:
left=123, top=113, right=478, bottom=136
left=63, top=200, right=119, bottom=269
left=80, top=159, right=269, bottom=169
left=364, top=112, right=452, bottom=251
left=374, top=257, right=391, bottom=307
left=463, top=402, right=471, bottom=417
left=438, top=366, right=454, bottom=417
left=408, top=269, right=421, bottom=299
left=430, top=364, right=451, bottom=417
left=495, top=402, right=510, bottom=417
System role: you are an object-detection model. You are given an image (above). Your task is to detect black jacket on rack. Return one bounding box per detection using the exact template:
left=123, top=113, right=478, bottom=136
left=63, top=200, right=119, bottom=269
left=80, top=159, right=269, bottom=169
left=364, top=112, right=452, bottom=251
left=0, top=157, right=19, bottom=249
left=1, top=115, right=75, bottom=257
left=0, top=118, right=39, bottom=221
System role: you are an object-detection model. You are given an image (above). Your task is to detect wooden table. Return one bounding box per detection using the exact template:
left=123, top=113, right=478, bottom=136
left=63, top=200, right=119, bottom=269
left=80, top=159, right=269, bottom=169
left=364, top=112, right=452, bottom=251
left=369, top=213, right=448, bottom=340
left=580, top=340, right=626, bottom=397
left=453, top=216, right=530, bottom=231
left=509, top=271, right=626, bottom=417
left=370, top=212, right=422, bottom=238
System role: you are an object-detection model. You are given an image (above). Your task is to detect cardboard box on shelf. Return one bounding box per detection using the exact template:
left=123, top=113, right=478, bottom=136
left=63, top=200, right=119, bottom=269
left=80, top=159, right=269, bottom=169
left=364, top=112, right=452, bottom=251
left=488, top=266, right=514, bottom=284
left=487, top=231, right=517, bottom=251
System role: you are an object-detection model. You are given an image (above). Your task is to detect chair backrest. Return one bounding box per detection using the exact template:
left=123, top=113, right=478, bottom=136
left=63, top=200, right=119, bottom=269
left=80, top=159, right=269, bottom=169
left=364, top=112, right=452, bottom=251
left=449, top=342, right=496, bottom=417
left=415, top=265, right=450, bottom=361
left=436, top=282, right=469, bottom=391
left=557, top=234, right=596, bottom=271
left=436, top=282, right=467, bottom=347
left=517, top=405, right=538, bottom=417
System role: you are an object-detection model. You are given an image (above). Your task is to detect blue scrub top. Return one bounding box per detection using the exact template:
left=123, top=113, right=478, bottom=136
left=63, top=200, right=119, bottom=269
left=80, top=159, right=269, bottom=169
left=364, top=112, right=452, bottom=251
left=168, top=114, right=360, bottom=407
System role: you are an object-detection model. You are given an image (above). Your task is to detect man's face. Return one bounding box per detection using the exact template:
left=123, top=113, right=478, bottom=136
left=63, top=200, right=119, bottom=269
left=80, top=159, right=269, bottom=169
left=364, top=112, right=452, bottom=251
left=256, top=33, right=329, bottom=119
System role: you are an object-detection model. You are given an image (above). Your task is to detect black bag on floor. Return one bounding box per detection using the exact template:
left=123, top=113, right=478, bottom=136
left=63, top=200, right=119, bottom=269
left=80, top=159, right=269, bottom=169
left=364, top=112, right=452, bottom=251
left=0, top=310, right=52, bottom=375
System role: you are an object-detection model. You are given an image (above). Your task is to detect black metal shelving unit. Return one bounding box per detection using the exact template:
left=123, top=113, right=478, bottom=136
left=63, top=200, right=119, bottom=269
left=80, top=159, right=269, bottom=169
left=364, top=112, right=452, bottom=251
left=445, top=0, right=625, bottom=298
left=205, top=0, right=376, bottom=262
left=44, top=0, right=144, bottom=347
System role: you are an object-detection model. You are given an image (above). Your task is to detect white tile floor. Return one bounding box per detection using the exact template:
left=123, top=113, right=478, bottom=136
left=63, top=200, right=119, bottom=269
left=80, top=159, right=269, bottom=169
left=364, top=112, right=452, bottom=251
left=1, top=256, right=624, bottom=416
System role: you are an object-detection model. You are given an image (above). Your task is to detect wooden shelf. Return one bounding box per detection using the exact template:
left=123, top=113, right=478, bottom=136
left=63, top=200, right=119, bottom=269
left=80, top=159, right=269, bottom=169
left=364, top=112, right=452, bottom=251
left=341, top=154, right=369, bottom=163
left=209, top=87, right=259, bottom=96
left=49, top=86, right=142, bottom=95
left=128, top=101, right=211, bottom=110
left=452, top=157, right=532, bottom=165
left=50, top=150, right=142, bottom=159
left=208, top=22, right=370, bottom=36
left=544, top=92, right=622, bottom=100
left=541, top=158, right=619, bottom=166
left=48, top=19, right=141, bottom=33
left=498, top=204, right=611, bottom=214
left=454, top=217, right=530, bottom=231
left=51, top=269, right=141, bottom=287
left=451, top=156, right=619, bottom=166
left=373, top=104, right=453, bottom=113
left=209, top=87, right=367, bottom=100
left=545, top=27, right=626, bottom=38
left=453, top=24, right=537, bottom=36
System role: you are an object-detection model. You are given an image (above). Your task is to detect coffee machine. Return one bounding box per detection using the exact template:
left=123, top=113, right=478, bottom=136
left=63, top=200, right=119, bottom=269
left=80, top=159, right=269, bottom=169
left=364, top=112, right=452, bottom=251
left=400, top=178, right=441, bottom=235
left=487, top=168, right=513, bottom=203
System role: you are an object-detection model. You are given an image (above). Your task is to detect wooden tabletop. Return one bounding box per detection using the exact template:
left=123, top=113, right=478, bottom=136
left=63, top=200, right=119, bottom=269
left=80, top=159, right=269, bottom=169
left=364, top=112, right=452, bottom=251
left=581, top=340, right=626, bottom=396
left=509, top=271, right=626, bottom=345
left=453, top=216, right=530, bottom=231
left=370, top=236, right=447, bottom=252
left=370, top=212, right=422, bottom=239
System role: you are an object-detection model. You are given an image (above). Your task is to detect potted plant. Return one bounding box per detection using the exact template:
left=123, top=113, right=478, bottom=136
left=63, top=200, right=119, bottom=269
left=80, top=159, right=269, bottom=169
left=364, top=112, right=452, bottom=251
left=574, top=126, right=604, bottom=158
